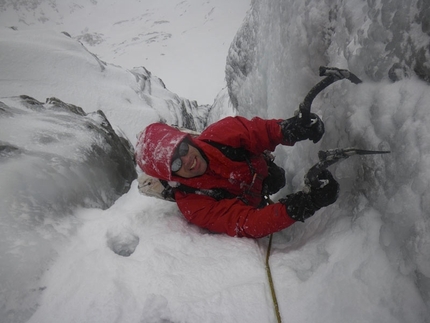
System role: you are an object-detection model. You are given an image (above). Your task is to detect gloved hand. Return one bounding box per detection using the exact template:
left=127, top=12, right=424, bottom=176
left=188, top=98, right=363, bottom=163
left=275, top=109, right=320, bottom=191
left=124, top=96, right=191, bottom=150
left=279, top=113, right=325, bottom=143
left=279, top=170, right=339, bottom=222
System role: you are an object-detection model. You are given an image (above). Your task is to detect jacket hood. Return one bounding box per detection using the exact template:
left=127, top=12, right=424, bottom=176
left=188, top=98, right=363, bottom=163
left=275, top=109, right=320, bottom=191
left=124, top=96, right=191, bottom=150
left=135, top=123, right=189, bottom=181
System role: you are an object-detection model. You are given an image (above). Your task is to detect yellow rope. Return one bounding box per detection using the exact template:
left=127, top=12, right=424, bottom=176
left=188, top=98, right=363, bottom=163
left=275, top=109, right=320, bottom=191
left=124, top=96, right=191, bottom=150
left=266, top=233, right=282, bottom=323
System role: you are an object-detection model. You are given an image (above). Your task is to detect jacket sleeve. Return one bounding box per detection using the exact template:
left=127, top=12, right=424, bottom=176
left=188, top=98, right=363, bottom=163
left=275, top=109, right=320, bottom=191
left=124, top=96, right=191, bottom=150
left=175, top=190, right=296, bottom=238
left=201, top=116, right=294, bottom=155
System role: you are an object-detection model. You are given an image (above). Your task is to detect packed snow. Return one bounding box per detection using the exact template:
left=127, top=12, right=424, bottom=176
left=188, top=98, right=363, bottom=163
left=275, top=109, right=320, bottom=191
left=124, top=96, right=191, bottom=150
left=1, top=0, right=430, bottom=323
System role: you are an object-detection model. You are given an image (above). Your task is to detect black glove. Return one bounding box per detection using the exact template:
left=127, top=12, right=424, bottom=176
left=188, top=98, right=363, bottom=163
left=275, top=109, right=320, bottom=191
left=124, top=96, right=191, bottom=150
left=262, top=160, right=286, bottom=195
left=279, top=170, right=339, bottom=222
left=307, top=169, right=339, bottom=208
left=279, top=113, right=325, bottom=143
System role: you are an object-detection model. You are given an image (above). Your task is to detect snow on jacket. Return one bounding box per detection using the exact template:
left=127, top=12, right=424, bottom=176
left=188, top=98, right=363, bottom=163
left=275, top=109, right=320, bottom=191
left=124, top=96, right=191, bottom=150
left=135, top=116, right=297, bottom=238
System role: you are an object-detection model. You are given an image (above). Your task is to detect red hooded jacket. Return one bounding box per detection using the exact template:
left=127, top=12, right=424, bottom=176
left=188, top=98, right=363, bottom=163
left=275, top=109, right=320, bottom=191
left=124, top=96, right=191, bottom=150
left=135, top=116, right=297, bottom=238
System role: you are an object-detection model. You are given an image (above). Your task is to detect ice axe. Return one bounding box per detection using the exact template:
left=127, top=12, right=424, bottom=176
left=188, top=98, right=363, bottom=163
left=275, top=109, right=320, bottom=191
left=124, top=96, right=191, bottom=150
left=294, top=67, right=383, bottom=188
left=298, top=66, right=363, bottom=125
left=304, top=148, right=390, bottom=190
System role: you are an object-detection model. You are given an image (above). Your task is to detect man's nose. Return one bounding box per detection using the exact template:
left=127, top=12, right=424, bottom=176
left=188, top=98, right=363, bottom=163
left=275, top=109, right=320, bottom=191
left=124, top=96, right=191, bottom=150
left=180, top=154, right=189, bottom=166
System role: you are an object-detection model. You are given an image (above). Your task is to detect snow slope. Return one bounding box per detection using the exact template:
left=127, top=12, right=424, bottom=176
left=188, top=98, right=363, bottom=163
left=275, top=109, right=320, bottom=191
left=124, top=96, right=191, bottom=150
left=0, top=0, right=250, bottom=104
left=1, top=0, right=430, bottom=322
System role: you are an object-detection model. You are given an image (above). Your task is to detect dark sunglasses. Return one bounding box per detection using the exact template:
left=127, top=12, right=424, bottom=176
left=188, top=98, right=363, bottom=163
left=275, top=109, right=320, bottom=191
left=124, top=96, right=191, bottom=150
left=171, top=141, right=189, bottom=172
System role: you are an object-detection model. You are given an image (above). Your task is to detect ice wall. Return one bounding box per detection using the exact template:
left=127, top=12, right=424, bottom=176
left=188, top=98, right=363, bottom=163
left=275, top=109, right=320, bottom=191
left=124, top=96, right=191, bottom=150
left=227, top=0, right=430, bottom=117
left=226, top=0, right=430, bottom=315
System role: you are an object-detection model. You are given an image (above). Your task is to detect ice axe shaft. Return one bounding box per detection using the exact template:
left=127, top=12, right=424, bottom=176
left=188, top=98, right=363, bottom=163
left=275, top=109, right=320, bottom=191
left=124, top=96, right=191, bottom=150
left=299, top=66, right=363, bottom=124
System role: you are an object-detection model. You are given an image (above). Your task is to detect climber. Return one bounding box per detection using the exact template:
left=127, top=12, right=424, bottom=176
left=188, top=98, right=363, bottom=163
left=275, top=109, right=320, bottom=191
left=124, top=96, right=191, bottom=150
left=135, top=114, right=339, bottom=238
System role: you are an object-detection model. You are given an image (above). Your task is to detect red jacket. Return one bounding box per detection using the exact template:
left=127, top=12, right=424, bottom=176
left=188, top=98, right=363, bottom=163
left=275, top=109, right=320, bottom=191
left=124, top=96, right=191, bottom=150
left=136, top=116, right=297, bottom=238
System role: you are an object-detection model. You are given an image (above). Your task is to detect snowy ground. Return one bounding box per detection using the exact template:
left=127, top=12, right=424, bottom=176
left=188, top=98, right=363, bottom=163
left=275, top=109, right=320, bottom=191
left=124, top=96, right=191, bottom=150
left=1, top=0, right=430, bottom=323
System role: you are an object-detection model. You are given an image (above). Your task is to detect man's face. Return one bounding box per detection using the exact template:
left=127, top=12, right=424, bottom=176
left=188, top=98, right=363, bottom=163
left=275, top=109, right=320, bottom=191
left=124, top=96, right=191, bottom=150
left=173, top=143, right=207, bottom=178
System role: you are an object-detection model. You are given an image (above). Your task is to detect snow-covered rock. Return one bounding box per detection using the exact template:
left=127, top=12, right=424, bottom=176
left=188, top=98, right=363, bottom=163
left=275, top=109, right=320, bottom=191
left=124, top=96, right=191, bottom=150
left=1, top=95, right=137, bottom=211
left=0, top=27, right=216, bottom=137
left=0, top=95, right=137, bottom=321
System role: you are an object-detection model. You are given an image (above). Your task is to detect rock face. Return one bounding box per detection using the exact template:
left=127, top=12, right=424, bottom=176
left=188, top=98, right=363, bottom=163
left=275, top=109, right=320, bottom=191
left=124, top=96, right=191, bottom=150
left=0, top=95, right=137, bottom=323
left=130, top=66, right=212, bottom=132
left=1, top=95, right=136, bottom=216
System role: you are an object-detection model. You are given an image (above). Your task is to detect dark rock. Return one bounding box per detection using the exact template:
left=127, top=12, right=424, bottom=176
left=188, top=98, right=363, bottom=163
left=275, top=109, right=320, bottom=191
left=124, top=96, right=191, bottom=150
left=0, top=95, right=137, bottom=213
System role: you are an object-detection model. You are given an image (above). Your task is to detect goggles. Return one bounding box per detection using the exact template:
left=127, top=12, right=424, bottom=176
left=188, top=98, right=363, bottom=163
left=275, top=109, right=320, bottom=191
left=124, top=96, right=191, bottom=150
left=171, top=141, right=189, bottom=172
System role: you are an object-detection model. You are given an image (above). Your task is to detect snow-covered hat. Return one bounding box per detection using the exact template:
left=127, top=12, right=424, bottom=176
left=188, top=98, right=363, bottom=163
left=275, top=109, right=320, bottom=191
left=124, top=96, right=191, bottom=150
left=135, top=123, right=189, bottom=181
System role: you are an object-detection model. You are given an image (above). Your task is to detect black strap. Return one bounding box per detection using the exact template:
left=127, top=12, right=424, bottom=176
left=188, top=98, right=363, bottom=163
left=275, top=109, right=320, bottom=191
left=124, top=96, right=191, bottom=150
left=203, top=140, right=251, bottom=162
left=162, top=178, right=236, bottom=201
left=178, top=185, right=236, bottom=201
